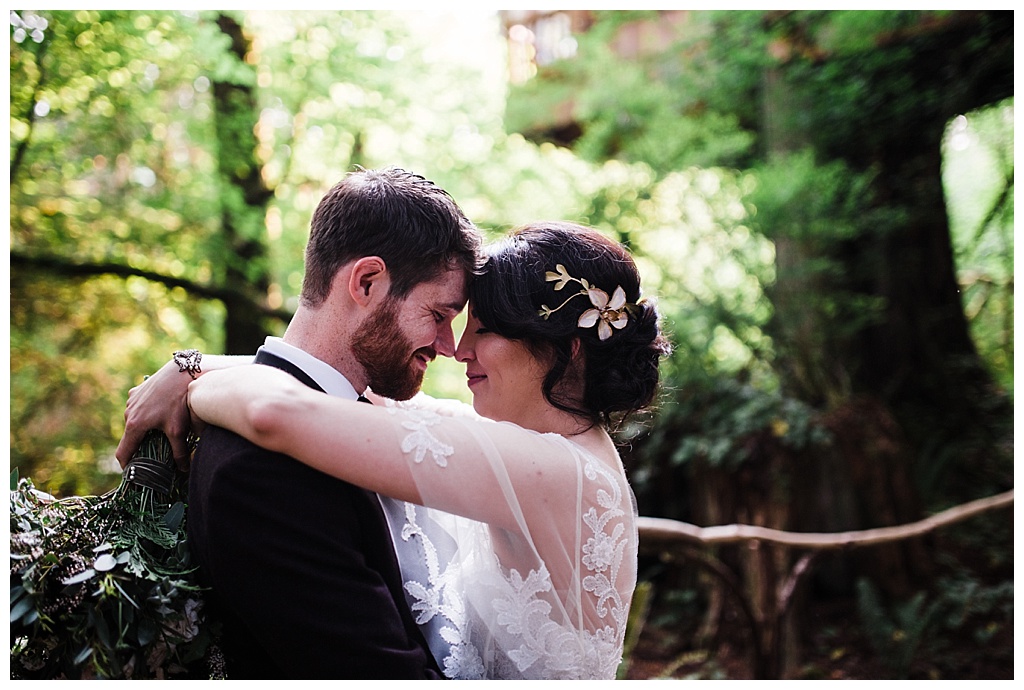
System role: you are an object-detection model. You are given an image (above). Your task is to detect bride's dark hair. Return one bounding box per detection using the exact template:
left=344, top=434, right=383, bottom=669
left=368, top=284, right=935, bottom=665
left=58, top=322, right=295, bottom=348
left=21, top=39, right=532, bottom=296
left=469, top=221, right=672, bottom=428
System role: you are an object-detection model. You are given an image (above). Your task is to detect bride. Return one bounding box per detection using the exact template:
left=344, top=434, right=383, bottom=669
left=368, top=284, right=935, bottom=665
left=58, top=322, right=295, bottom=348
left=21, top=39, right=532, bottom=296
left=136, top=222, right=669, bottom=679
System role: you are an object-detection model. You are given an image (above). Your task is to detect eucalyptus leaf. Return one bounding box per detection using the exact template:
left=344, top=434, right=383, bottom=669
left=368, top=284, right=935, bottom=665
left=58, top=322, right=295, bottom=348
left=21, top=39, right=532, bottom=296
left=112, top=579, right=141, bottom=609
left=163, top=501, right=185, bottom=532
left=94, top=554, right=118, bottom=572
left=137, top=616, right=157, bottom=646
left=11, top=584, right=27, bottom=604
left=94, top=612, right=112, bottom=649
left=72, top=645, right=93, bottom=666
left=10, top=594, right=35, bottom=623
left=62, top=568, right=96, bottom=585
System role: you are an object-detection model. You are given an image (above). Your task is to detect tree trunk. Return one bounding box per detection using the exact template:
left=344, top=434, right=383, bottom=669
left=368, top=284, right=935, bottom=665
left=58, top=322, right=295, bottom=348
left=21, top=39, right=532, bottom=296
left=823, top=11, right=1014, bottom=501
left=689, top=434, right=799, bottom=678
left=762, top=9, right=1014, bottom=523
left=213, top=13, right=276, bottom=355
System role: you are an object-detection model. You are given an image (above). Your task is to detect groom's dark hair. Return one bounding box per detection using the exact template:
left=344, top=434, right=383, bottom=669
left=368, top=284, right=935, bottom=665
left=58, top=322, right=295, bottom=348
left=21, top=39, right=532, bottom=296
left=301, top=167, right=481, bottom=307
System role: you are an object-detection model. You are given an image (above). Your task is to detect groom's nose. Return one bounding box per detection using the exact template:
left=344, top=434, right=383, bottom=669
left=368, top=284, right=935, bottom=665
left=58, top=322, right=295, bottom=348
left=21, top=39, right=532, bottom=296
left=434, top=323, right=456, bottom=358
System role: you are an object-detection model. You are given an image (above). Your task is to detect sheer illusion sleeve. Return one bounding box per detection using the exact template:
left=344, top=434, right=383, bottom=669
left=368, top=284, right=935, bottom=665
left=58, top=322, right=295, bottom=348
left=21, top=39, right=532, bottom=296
left=374, top=394, right=639, bottom=680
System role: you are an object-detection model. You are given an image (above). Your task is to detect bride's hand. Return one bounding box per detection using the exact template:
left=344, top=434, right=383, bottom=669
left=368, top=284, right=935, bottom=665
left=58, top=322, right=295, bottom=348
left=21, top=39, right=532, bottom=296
left=115, top=358, right=194, bottom=470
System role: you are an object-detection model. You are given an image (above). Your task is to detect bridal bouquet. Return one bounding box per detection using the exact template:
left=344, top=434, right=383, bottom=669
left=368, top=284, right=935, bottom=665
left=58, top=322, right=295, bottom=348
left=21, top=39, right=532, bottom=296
left=9, top=431, right=224, bottom=679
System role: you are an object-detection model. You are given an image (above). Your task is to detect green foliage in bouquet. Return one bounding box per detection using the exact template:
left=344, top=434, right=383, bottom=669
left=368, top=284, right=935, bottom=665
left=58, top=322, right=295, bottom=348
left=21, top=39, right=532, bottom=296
left=10, top=430, right=223, bottom=679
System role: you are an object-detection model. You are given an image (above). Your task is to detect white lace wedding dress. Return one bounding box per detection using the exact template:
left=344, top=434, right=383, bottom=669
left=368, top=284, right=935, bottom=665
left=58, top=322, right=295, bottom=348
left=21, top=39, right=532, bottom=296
left=375, top=394, right=639, bottom=680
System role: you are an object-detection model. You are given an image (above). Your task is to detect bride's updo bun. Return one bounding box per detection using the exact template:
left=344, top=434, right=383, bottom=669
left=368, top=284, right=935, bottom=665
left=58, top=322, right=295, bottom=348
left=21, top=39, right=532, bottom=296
left=470, top=221, right=672, bottom=427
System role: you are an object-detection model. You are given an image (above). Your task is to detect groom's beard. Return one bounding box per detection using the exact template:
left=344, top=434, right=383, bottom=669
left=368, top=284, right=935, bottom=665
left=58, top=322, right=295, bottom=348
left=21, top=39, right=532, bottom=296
left=352, top=296, right=434, bottom=401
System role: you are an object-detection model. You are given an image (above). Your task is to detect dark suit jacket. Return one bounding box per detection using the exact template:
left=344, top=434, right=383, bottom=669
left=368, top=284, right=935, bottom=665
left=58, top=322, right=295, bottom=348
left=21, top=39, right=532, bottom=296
left=187, top=350, right=442, bottom=679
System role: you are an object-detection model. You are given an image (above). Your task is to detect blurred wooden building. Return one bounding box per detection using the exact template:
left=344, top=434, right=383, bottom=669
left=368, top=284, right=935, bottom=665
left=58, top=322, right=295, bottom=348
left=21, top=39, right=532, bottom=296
left=497, top=10, right=690, bottom=146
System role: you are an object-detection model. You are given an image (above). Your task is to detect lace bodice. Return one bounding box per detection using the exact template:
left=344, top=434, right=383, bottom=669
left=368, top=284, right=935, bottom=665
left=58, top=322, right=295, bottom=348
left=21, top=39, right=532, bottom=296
left=376, top=394, right=638, bottom=680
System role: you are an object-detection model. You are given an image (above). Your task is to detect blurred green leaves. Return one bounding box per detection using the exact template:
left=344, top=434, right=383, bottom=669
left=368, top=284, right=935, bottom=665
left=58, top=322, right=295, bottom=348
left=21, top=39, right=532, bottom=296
left=8, top=10, right=1012, bottom=504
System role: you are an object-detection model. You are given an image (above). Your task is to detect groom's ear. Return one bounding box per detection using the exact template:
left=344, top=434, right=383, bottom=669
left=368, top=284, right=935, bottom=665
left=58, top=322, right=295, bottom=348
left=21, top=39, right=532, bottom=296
left=348, top=256, right=390, bottom=307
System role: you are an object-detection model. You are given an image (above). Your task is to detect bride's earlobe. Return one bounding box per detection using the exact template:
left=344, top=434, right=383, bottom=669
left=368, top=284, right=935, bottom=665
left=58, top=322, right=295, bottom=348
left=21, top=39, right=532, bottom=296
left=570, top=337, right=583, bottom=361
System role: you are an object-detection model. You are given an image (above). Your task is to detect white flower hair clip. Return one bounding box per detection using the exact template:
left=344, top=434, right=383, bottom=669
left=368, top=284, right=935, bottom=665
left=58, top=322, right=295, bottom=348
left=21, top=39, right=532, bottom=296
left=538, top=263, right=637, bottom=340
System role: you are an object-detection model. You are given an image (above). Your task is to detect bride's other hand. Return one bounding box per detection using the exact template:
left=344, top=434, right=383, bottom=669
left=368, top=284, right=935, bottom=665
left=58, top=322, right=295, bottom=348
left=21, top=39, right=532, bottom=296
left=115, top=358, right=194, bottom=470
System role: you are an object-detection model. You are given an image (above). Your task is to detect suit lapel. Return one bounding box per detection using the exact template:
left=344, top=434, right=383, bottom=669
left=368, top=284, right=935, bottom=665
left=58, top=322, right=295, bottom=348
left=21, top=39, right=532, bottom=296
left=252, top=346, right=442, bottom=675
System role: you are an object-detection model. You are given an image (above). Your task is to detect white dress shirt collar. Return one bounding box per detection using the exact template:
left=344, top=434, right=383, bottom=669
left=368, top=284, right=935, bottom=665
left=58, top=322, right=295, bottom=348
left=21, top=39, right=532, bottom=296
left=260, top=336, right=360, bottom=401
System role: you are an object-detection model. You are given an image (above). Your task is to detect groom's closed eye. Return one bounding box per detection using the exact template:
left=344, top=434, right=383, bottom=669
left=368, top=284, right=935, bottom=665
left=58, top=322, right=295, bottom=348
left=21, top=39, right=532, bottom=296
left=435, top=303, right=464, bottom=322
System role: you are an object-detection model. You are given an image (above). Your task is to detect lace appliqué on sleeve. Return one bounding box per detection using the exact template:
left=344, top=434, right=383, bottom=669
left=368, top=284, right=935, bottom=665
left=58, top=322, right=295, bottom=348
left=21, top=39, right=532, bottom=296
left=384, top=401, right=454, bottom=467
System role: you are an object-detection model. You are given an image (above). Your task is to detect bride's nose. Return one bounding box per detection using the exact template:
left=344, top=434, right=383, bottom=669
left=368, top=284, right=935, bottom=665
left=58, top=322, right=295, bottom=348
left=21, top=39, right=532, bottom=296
left=455, top=330, right=475, bottom=363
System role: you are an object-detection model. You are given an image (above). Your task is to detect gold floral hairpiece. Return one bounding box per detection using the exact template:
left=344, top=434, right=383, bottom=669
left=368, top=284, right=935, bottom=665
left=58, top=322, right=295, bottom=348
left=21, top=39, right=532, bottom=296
left=537, top=263, right=637, bottom=340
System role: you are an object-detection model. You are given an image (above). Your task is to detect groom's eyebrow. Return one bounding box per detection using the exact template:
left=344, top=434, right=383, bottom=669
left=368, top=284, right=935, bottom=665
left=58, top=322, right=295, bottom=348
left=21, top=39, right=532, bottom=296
left=439, top=300, right=467, bottom=315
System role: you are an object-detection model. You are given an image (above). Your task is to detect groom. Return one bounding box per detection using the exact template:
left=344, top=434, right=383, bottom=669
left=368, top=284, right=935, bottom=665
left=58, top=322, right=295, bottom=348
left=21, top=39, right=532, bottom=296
left=116, top=167, right=480, bottom=678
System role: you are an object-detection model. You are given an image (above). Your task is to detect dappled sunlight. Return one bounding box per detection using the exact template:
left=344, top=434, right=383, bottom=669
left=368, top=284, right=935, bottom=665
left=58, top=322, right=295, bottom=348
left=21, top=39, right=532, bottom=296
left=9, top=10, right=1013, bottom=679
